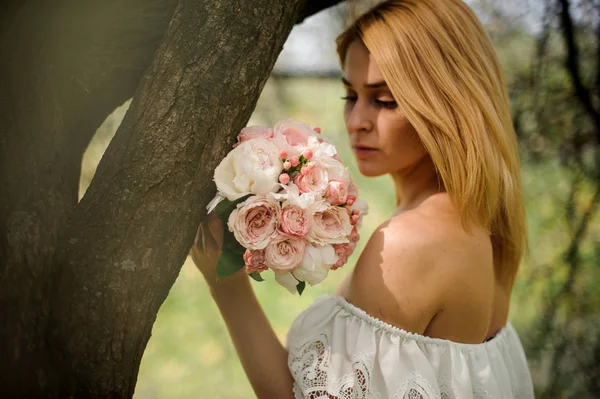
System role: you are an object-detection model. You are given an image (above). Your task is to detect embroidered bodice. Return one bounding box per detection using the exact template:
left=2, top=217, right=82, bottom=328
left=286, top=295, right=534, bottom=399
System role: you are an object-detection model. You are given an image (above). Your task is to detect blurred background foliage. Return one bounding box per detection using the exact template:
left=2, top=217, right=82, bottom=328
left=79, top=0, right=599, bottom=397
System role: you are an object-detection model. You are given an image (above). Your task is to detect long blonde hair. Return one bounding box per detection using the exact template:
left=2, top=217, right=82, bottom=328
left=337, top=0, right=527, bottom=286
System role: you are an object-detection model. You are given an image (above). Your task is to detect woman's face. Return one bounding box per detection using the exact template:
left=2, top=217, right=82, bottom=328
left=342, top=40, right=428, bottom=177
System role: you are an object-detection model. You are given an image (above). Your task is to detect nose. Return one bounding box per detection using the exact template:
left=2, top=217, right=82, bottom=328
left=345, top=100, right=373, bottom=135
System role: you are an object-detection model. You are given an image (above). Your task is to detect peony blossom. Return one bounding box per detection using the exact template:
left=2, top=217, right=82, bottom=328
left=211, top=137, right=282, bottom=206
left=308, top=205, right=353, bottom=246
left=264, top=234, right=306, bottom=272
left=274, top=119, right=318, bottom=148
left=279, top=204, right=311, bottom=237
left=228, top=196, right=280, bottom=250
left=233, top=126, right=274, bottom=148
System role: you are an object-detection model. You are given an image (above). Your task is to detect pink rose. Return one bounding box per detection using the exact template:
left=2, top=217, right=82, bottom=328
left=264, top=234, right=306, bottom=272
left=332, top=244, right=350, bottom=270
left=228, top=197, right=279, bottom=250
left=279, top=205, right=311, bottom=237
left=243, top=249, right=268, bottom=274
left=293, top=163, right=328, bottom=195
left=348, top=227, right=360, bottom=244
left=325, top=180, right=348, bottom=205
left=233, top=126, right=274, bottom=148
left=333, top=243, right=349, bottom=260
left=275, top=119, right=317, bottom=147
left=348, top=182, right=359, bottom=197
left=331, top=258, right=346, bottom=271
left=308, top=205, right=353, bottom=246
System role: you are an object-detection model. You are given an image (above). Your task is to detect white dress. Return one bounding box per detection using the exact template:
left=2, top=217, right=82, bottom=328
left=286, top=295, right=535, bottom=399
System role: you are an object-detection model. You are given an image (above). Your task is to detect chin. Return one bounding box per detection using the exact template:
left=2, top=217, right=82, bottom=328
left=357, top=164, right=387, bottom=177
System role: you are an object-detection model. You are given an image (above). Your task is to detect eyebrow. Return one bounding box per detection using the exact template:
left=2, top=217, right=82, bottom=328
left=342, top=77, right=388, bottom=89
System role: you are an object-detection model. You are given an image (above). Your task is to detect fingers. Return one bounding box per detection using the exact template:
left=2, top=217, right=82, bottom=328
left=199, top=223, right=208, bottom=253
left=207, top=212, right=225, bottom=247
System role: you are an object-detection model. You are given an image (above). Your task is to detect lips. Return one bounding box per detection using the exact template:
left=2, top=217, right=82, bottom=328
left=352, top=145, right=378, bottom=159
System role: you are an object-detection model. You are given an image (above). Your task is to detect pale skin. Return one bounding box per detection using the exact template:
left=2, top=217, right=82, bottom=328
left=190, top=39, right=511, bottom=398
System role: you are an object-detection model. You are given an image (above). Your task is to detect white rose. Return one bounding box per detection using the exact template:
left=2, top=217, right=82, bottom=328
left=213, top=137, right=282, bottom=201
left=292, top=244, right=336, bottom=286
left=318, top=156, right=350, bottom=187
left=274, top=272, right=300, bottom=295
left=308, top=136, right=336, bottom=158
left=268, top=183, right=324, bottom=211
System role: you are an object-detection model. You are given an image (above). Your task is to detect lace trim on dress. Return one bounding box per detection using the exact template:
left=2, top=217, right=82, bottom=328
left=289, top=334, right=490, bottom=399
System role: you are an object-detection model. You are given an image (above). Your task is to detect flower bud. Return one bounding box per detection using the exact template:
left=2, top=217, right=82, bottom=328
left=290, top=156, right=300, bottom=167
left=313, top=127, right=321, bottom=134
left=301, top=166, right=309, bottom=176
left=279, top=150, right=287, bottom=159
left=303, top=150, right=313, bottom=160
left=347, top=195, right=356, bottom=206
left=283, top=161, right=291, bottom=170
left=279, top=173, right=290, bottom=184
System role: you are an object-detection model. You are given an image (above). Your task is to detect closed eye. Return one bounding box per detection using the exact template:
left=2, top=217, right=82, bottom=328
left=375, top=99, right=397, bottom=109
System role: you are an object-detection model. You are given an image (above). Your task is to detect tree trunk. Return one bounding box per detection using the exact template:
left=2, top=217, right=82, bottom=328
left=0, top=0, right=342, bottom=397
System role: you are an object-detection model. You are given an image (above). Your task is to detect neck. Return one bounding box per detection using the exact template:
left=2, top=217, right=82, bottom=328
left=391, top=155, right=444, bottom=213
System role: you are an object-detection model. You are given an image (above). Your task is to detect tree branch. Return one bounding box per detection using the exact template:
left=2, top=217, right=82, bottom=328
left=532, top=184, right=600, bottom=354
left=557, top=0, right=600, bottom=143
left=298, top=0, right=345, bottom=23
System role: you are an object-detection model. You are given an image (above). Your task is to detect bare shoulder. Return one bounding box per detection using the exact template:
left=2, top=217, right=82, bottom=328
left=344, top=193, right=494, bottom=336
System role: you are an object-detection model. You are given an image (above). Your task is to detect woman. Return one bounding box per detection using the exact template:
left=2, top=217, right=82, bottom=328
left=190, top=0, right=535, bottom=397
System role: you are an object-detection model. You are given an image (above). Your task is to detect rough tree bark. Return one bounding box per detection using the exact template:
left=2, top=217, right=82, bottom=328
left=0, top=0, right=343, bottom=397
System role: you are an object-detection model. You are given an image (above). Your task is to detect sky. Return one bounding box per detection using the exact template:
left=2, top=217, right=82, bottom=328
left=273, top=0, right=545, bottom=76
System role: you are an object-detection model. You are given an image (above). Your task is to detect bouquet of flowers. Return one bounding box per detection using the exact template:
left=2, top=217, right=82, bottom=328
left=207, top=119, right=368, bottom=294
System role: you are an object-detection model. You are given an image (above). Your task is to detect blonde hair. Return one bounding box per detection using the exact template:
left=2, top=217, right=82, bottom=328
left=337, top=0, right=527, bottom=286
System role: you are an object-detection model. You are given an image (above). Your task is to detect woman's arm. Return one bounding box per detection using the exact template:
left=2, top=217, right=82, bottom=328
left=190, top=216, right=294, bottom=399
left=209, top=276, right=294, bottom=398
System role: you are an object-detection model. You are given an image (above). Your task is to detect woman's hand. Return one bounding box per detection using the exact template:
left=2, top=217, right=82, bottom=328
left=189, top=212, right=246, bottom=288
left=189, top=213, right=293, bottom=397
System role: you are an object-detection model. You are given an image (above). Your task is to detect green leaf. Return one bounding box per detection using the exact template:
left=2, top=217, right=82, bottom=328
left=215, top=195, right=252, bottom=222
left=249, top=272, right=265, bottom=282
left=216, top=249, right=244, bottom=280
left=296, top=281, right=306, bottom=296
left=222, top=228, right=245, bottom=255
